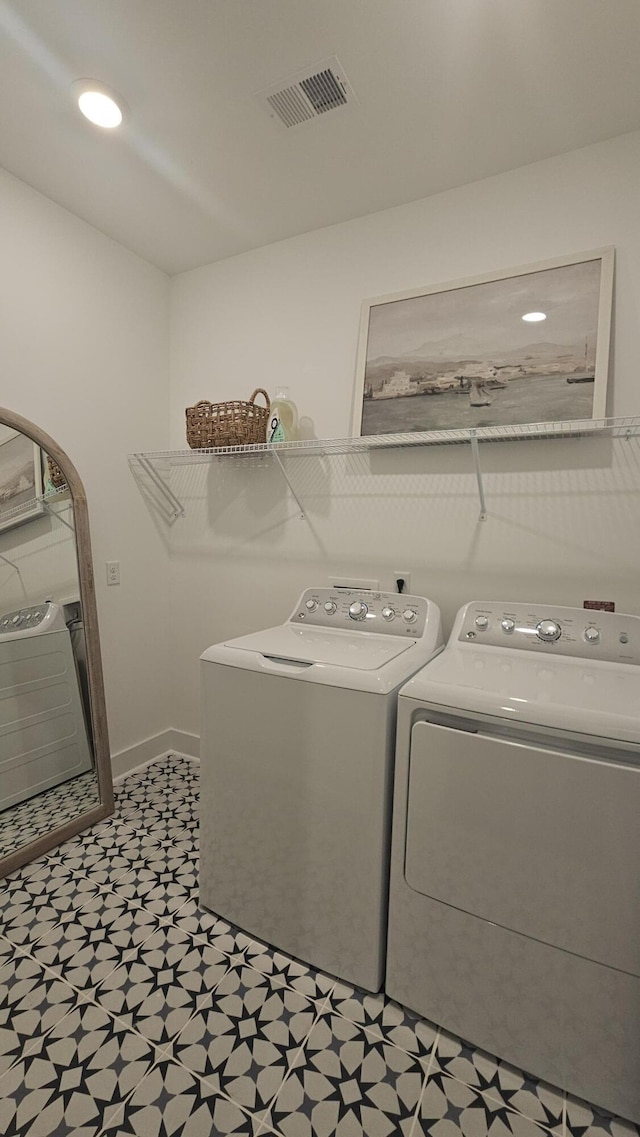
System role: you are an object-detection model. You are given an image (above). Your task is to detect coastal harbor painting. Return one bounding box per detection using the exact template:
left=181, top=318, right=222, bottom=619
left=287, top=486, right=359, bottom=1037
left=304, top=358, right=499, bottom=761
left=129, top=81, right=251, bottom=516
left=352, top=249, right=614, bottom=437
left=0, top=428, right=43, bottom=532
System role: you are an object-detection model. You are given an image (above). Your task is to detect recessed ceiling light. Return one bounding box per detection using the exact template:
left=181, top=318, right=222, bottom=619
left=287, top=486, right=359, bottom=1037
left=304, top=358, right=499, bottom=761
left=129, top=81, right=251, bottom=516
left=71, top=79, right=127, bottom=129
left=522, top=311, right=547, bottom=323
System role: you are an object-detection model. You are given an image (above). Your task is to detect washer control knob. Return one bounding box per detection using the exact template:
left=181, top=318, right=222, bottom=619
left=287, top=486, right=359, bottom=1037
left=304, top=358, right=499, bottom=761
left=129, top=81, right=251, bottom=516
left=501, top=618, right=515, bottom=633
left=381, top=607, right=395, bottom=621
left=537, top=619, right=561, bottom=642
left=12, top=614, right=23, bottom=626
left=323, top=601, right=337, bottom=614
left=475, top=616, right=489, bottom=630
left=349, top=600, right=368, bottom=621
left=584, top=626, right=600, bottom=644
left=403, top=609, right=417, bottom=624
left=305, top=599, right=318, bottom=611
left=34, top=611, right=42, bottom=620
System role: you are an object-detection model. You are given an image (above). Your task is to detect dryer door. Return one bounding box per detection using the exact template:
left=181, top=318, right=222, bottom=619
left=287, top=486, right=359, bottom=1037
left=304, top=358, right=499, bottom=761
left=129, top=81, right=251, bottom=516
left=404, top=720, right=640, bottom=976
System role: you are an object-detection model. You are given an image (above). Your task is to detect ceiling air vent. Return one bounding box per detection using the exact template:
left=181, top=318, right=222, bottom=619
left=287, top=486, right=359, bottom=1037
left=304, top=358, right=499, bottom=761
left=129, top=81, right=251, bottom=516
left=257, top=57, right=356, bottom=129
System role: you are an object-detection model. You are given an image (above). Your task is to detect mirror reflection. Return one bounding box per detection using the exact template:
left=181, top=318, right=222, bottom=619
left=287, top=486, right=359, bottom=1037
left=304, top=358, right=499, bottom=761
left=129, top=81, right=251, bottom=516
left=0, top=424, right=100, bottom=859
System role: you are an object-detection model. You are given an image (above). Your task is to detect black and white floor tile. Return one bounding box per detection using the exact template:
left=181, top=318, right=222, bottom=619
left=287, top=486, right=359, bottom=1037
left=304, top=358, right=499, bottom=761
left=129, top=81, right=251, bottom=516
left=415, top=1070, right=555, bottom=1137
left=433, top=1029, right=565, bottom=1133
left=266, top=1011, right=425, bottom=1137
left=328, top=979, right=437, bottom=1061
left=244, top=940, right=336, bottom=1003
left=92, top=924, right=228, bottom=1047
left=0, top=752, right=638, bottom=1137
left=102, top=1057, right=259, bottom=1137
left=0, top=771, right=100, bottom=860
left=30, top=891, right=163, bottom=993
left=0, top=868, right=99, bottom=947
left=0, top=954, right=80, bottom=1077
left=0, top=1001, right=155, bottom=1137
left=171, top=962, right=317, bottom=1117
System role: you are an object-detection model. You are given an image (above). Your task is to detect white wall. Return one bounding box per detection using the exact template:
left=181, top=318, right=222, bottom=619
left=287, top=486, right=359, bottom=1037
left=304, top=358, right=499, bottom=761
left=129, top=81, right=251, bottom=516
left=0, top=168, right=171, bottom=759
left=169, top=130, right=640, bottom=736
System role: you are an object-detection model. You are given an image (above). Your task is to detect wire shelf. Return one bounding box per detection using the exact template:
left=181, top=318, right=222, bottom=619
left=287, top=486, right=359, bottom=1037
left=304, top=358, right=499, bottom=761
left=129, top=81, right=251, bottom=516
left=129, top=416, right=640, bottom=465
left=0, top=488, right=71, bottom=526
left=128, top=416, right=640, bottom=524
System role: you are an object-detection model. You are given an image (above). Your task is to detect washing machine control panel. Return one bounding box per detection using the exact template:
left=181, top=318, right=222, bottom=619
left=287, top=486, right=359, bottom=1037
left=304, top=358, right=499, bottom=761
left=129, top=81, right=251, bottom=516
left=458, top=602, right=640, bottom=664
left=292, top=589, right=429, bottom=636
left=0, top=602, right=57, bottom=634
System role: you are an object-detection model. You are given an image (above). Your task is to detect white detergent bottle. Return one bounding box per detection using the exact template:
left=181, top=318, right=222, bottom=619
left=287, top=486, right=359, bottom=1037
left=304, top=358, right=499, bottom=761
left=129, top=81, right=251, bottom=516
left=267, top=387, right=299, bottom=443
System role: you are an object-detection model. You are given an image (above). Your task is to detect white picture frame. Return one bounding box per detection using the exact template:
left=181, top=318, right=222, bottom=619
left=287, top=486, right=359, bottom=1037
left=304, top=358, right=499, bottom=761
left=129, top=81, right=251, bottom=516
left=0, top=429, right=45, bottom=533
left=351, top=247, right=614, bottom=437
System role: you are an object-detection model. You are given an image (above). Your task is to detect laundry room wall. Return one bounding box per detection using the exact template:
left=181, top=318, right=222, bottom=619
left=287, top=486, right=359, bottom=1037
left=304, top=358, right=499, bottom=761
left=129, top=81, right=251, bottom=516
left=0, top=168, right=172, bottom=766
left=168, top=129, right=640, bottom=738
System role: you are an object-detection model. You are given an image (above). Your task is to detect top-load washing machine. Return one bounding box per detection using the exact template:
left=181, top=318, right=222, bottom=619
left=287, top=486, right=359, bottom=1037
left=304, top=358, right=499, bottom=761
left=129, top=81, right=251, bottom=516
left=0, top=601, right=93, bottom=812
left=200, top=586, right=443, bottom=992
left=386, top=600, right=640, bottom=1123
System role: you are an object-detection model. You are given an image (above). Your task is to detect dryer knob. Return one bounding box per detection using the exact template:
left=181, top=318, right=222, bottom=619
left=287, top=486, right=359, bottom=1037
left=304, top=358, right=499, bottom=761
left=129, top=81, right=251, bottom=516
left=349, top=601, right=368, bottom=620
left=403, top=609, right=417, bottom=624
left=501, top=618, right=515, bottom=633
left=305, top=599, right=318, bottom=611
left=537, top=619, right=561, bottom=642
left=381, top=607, right=395, bottom=621
left=12, top=614, right=23, bottom=626
left=475, top=616, right=489, bottom=630
left=323, top=601, right=337, bottom=614
left=584, top=626, right=600, bottom=644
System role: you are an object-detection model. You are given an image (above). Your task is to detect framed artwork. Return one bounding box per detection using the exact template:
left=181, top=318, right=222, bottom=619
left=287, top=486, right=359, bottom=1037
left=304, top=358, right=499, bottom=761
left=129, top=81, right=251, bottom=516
left=352, top=248, right=614, bottom=436
left=0, top=429, right=44, bottom=533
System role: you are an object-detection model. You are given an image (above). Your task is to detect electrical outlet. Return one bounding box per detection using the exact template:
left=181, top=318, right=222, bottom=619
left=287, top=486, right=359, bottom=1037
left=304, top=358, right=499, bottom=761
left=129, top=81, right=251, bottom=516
left=106, top=561, right=120, bottom=586
left=394, top=570, right=412, bottom=595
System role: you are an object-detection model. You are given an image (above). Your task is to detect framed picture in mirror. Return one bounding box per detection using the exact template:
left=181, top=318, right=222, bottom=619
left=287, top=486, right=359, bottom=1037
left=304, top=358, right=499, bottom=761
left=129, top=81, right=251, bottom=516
left=0, top=428, right=44, bottom=531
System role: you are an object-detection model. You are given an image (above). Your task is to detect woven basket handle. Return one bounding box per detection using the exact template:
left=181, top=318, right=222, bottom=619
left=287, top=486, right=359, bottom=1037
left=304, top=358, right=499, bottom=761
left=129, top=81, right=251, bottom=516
left=249, top=388, right=270, bottom=410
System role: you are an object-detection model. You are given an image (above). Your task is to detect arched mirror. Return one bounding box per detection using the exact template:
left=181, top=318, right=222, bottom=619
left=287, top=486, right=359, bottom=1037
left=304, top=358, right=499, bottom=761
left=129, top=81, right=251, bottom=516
left=0, top=406, right=113, bottom=878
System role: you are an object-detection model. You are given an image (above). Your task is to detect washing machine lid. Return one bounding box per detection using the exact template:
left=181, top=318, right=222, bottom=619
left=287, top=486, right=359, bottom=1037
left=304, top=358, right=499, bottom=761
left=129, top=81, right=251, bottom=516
left=220, top=624, right=416, bottom=670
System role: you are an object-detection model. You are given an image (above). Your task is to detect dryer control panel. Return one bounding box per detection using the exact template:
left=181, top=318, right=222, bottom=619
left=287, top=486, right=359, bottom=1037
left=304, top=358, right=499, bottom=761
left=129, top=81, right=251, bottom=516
left=457, top=602, right=640, bottom=665
left=292, top=588, right=430, bottom=637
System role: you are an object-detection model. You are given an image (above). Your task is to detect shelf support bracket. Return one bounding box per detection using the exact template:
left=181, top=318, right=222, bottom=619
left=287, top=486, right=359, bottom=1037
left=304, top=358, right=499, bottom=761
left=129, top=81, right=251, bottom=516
left=272, top=452, right=305, bottom=520
left=137, top=456, right=185, bottom=519
left=470, top=432, right=487, bottom=521
left=45, top=503, right=75, bottom=533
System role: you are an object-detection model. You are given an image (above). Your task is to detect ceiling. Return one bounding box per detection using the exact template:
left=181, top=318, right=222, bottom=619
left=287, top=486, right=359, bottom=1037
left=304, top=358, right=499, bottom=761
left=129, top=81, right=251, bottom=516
left=1, top=0, right=639, bottom=275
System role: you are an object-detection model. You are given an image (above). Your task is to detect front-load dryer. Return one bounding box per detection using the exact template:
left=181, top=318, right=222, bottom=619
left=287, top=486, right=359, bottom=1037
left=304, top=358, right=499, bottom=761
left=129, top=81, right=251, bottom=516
left=386, top=600, right=640, bottom=1123
left=200, top=587, right=443, bottom=992
left=0, top=601, right=93, bottom=811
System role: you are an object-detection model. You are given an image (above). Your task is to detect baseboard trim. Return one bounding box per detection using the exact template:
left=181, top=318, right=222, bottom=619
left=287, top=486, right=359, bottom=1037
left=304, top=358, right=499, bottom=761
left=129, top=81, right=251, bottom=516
left=111, top=729, right=200, bottom=782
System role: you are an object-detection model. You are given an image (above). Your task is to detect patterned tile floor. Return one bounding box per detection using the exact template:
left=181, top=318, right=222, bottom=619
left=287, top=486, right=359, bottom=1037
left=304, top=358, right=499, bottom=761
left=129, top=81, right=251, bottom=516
left=0, top=753, right=638, bottom=1137
left=0, top=771, right=100, bottom=859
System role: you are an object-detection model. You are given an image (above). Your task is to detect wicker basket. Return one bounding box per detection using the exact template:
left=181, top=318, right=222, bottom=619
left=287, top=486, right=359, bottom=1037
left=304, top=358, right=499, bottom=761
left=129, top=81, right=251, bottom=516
left=185, top=389, right=271, bottom=449
left=46, top=455, right=67, bottom=489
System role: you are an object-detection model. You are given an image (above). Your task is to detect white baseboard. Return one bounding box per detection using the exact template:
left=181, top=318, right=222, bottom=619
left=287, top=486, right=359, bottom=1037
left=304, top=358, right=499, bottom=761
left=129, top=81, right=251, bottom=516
left=111, top=729, right=200, bottom=782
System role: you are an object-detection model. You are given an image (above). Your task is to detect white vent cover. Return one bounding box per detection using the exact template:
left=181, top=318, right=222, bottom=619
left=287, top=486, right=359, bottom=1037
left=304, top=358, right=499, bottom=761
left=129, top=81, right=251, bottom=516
left=257, top=56, right=356, bottom=129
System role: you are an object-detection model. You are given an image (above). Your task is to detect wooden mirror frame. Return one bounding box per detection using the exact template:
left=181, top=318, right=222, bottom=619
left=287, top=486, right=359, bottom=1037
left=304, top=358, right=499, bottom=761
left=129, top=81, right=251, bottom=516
left=0, top=406, right=113, bottom=878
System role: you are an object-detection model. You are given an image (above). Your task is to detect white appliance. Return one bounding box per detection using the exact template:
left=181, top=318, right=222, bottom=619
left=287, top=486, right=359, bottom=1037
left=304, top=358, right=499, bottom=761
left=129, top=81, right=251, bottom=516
left=0, top=601, right=93, bottom=812
left=386, top=600, right=640, bottom=1123
left=200, top=587, right=443, bottom=992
